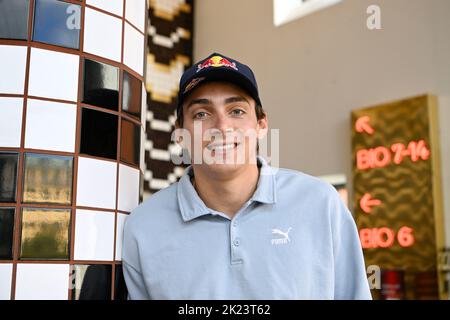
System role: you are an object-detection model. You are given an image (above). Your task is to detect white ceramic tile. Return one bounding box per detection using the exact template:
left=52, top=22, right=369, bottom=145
left=0, top=45, right=27, bottom=94
left=0, top=98, right=23, bottom=148
left=123, top=22, right=145, bottom=76
left=25, top=99, right=77, bottom=152
left=118, top=164, right=140, bottom=212
left=15, top=264, right=69, bottom=300
left=115, top=213, right=128, bottom=261
left=74, top=209, right=115, bottom=261
left=28, top=48, right=79, bottom=101
left=76, top=157, right=117, bottom=209
left=84, top=8, right=122, bottom=62
left=87, top=0, right=123, bottom=16
left=125, top=0, right=146, bottom=32
left=0, top=264, right=13, bottom=300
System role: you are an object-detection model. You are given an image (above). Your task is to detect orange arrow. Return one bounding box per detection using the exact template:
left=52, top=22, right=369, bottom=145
left=360, top=193, right=381, bottom=213
left=355, top=116, right=374, bottom=135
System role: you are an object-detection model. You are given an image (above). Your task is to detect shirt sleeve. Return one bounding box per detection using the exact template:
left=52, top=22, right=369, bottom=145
left=330, top=189, right=372, bottom=300
left=122, top=218, right=151, bottom=300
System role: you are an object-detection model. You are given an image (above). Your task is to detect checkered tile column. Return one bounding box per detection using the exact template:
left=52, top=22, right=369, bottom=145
left=144, top=0, right=194, bottom=197
left=0, top=0, right=147, bottom=300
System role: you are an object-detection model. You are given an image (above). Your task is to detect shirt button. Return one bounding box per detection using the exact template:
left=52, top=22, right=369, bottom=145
left=233, top=239, right=240, bottom=247
left=233, top=221, right=238, bottom=227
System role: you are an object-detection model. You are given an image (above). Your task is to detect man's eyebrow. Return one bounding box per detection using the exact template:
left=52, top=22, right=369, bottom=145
left=186, top=98, right=211, bottom=109
left=185, top=96, right=250, bottom=109
left=224, top=96, right=250, bottom=105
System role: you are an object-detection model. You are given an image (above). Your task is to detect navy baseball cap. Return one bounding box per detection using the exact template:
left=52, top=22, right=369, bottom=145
left=177, top=52, right=262, bottom=117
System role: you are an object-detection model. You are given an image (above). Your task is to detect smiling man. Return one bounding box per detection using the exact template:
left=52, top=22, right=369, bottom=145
left=122, top=53, right=372, bottom=300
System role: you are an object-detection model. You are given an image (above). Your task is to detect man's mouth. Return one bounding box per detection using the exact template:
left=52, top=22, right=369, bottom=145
left=206, top=142, right=240, bottom=152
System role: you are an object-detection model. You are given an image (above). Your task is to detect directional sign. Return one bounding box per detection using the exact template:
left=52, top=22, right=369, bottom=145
left=360, top=193, right=381, bottom=214
left=351, top=95, right=445, bottom=299
left=355, top=116, right=375, bottom=135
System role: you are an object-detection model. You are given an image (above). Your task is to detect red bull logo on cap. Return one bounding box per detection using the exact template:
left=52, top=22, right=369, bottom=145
left=196, top=55, right=238, bottom=72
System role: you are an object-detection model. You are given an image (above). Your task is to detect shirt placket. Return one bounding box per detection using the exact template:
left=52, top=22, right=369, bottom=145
left=229, top=200, right=253, bottom=265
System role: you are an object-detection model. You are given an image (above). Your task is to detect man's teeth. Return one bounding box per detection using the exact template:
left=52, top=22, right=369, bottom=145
left=209, top=143, right=236, bottom=151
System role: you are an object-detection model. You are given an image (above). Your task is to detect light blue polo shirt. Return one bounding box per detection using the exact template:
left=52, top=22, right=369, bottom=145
left=122, top=157, right=372, bottom=300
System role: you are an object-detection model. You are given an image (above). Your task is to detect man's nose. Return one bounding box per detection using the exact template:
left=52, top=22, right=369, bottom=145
left=213, top=113, right=233, bottom=134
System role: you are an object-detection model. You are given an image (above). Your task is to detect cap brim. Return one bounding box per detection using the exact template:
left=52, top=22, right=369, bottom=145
left=178, top=68, right=262, bottom=111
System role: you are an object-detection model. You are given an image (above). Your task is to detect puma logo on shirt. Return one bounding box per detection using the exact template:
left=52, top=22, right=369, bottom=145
left=271, top=227, right=292, bottom=245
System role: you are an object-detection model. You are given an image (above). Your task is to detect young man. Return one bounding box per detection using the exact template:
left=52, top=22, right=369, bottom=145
left=122, top=53, right=372, bottom=299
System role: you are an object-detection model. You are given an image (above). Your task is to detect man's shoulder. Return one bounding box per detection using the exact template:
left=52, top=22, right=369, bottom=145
left=125, top=181, right=180, bottom=229
left=273, top=167, right=348, bottom=223
left=274, top=166, right=337, bottom=196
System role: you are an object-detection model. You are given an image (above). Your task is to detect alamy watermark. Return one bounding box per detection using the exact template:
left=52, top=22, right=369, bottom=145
left=367, top=5, right=381, bottom=30
left=170, top=122, right=280, bottom=171
left=367, top=264, right=381, bottom=289
left=66, top=4, right=81, bottom=30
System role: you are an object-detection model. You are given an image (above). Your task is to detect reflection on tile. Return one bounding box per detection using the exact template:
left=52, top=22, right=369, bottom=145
left=140, top=126, right=146, bottom=174
left=0, top=264, right=13, bottom=300
left=123, top=23, right=144, bottom=76
left=82, top=59, right=119, bottom=111
left=118, top=165, right=139, bottom=213
left=0, top=0, right=29, bottom=40
left=86, top=0, right=123, bottom=16
left=83, top=8, right=122, bottom=62
left=115, top=213, right=128, bottom=261
left=74, top=209, right=115, bottom=261
left=33, top=0, right=81, bottom=49
left=0, top=208, right=15, bottom=260
left=22, top=153, right=73, bottom=205
left=28, top=47, right=79, bottom=101
left=15, top=263, right=69, bottom=300
left=0, top=153, right=18, bottom=202
left=20, top=208, right=71, bottom=260
left=80, top=108, right=118, bottom=160
left=71, top=264, right=112, bottom=300
left=120, top=119, right=140, bottom=166
left=0, top=97, right=23, bottom=148
left=25, top=99, right=77, bottom=152
left=114, top=264, right=128, bottom=300
left=76, top=157, right=117, bottom=209
left=141, top=82, right=147, bottom=127
left=0, top=45, right=28, bottom=95
left=122, top=70, right=142, bottom=118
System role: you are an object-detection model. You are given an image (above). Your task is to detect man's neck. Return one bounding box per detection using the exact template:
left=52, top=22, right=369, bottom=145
left=191, top=164, right=260, bottom=219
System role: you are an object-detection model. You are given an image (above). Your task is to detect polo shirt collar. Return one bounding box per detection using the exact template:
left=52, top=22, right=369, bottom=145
left=177, top=156, right=277, bottom=222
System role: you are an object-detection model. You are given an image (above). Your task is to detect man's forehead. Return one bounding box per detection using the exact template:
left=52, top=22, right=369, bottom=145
left=183, top=81, right=254, bottom=106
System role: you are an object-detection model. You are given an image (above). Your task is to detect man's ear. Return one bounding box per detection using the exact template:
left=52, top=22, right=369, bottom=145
left=257, top=113, right=268, bottom=139
left=174, top=120, right=184, bottom=145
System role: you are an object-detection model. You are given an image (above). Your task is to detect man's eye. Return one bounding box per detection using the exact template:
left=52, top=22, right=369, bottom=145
left=193, top=111, right=208, bottom=119
left=231, top=109, right=245, bottom=116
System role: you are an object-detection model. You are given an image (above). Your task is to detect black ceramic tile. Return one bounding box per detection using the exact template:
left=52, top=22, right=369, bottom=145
left=0, top=208, right=15, bottom=259
left=122, top=71, right=142, bottom=119
left=0, top=153, right=18, bottom=203
left=120, top=119, right=140, bottom=166
left=80, top=108, right=118, bottom=160
left=82, top=59, right=119, bottom=111
left=71, top=264, right=112, bottom=300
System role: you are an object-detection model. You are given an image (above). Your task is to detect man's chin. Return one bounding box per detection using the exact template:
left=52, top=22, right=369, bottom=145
left=193, top=154, right=258, bottom=176
left=206, top=161, right=241, bottom=171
